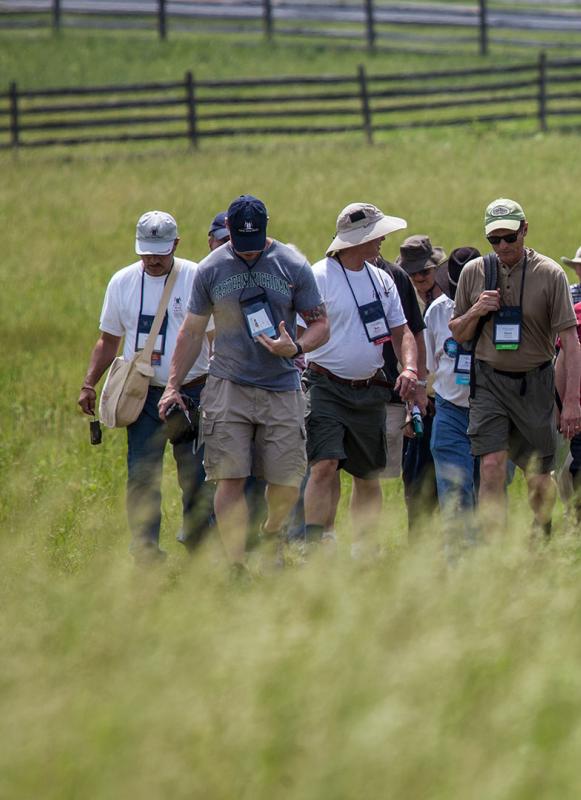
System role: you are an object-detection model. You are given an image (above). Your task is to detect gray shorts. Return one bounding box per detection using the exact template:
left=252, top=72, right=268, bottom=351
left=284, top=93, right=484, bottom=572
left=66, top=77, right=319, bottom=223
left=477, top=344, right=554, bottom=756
left=200, top=376, right=307, bottom=487
left=305, top=370, right=388, bottom=479
left=468, top=360, right=557, bottom=473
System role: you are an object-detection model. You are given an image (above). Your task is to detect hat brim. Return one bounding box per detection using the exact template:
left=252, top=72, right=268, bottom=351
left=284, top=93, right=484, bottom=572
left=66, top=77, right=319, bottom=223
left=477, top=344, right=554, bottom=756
left=209, top=226, right=229, bottom=241
left=484, top=218, right=522, bottom=236
left=136, top=238, right=175, bottom=256
left=397, top=246, right=448, bottom=275
left=561, top=257, right=581, bottom=268
left=326, top=215, right=407, bottom=256
left=230, top=230, right=267, bottom=254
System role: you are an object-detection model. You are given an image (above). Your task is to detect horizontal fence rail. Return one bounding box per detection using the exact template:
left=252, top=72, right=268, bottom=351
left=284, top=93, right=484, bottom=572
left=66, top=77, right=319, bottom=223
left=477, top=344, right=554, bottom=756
left=3, top=0, right=581, bottom=55
left=1, top=55, right=581, bottom=149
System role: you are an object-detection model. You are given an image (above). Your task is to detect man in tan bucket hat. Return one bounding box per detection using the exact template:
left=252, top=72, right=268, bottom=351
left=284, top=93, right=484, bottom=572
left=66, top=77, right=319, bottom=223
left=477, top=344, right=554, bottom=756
left=302, top=202, right=419, bottom=557
left=561, top=246, right=581, bottom=305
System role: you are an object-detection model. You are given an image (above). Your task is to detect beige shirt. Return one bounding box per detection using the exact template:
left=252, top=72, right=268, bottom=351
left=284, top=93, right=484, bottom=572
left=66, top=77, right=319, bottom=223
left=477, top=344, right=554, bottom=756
left=453, top=248, right=576, bottom=371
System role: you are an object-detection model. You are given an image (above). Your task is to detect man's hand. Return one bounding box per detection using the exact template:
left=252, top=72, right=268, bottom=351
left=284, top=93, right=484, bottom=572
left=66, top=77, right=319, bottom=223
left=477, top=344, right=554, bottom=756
left=78, top=386, right=97, bottom=416
left=257, top=321, right=298, bottom=358
left=559, top=399, right=581, bottom=440
left=158, top=386, right=186, bottom=421
left=473, top=289, right=501, bottom=317
left=394, top=368, right=417, bottom=402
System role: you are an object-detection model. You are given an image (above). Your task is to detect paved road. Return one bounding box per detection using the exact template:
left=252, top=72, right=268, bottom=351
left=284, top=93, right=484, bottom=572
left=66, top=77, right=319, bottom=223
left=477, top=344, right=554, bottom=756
left=2, top=0, right=581, bottom=33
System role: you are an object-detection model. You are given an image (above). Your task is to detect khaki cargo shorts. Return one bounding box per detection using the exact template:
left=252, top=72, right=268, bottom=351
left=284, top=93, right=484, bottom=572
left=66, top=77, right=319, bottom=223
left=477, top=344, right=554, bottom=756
left=200, top=376, right=307, bottom=487
left=468, top=360, right=557, bottom=474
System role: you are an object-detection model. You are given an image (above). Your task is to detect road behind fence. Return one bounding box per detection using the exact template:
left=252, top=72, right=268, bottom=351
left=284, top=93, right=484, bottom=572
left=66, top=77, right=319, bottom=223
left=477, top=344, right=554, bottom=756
left=3, top=0, right=581, bottom=56
left=2, top=54, right=581, bottom=150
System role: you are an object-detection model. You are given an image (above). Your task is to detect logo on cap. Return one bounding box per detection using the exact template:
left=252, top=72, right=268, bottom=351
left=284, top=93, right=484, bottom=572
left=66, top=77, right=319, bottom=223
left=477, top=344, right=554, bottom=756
left=151, top=227, right=158, bottom=236
left=242, top=221, right=258, bottom=233
left=491, top=206, right=510, bottom=216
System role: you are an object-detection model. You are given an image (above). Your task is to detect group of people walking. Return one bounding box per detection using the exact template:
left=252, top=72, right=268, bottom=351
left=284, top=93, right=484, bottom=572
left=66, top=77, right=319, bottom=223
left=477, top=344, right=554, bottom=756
left=78, top=194, right=581, bottom=568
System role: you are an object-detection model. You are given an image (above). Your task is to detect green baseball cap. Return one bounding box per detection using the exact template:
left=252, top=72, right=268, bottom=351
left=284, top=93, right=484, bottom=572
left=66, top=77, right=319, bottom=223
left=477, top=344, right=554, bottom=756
left=484, top=198, right=526, bottom=236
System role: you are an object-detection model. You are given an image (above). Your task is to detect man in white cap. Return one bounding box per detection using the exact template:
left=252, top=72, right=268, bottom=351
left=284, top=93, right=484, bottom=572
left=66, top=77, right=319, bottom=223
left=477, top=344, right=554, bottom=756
left=78, top=210, right=214, bottom=564
left=302, top=202, right=419, bottom=555
left=450, top=198, right=581, bottom=539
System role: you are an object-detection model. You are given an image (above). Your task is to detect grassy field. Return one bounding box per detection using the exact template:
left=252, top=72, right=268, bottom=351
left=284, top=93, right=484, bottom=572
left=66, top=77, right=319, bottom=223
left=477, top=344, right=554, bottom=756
left=2, top=28, right=581, bottom=800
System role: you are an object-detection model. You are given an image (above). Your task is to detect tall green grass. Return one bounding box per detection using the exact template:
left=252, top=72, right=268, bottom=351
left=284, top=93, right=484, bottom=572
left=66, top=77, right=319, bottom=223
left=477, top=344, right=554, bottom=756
left=2, top=124, right=581, bottom=797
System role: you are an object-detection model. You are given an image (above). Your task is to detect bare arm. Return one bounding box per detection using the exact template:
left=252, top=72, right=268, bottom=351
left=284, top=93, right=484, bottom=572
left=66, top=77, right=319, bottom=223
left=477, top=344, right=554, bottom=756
left=257, top=303, right=330, bottom=358
left=558, top=325, right=581, bottom=438
left=390, top=323, right=418, bottom=402
left=78, top=332, right=121, bottom=415
left=158, top=311, right=210, bottom=419
left=449, top=290, right=501, bottom=344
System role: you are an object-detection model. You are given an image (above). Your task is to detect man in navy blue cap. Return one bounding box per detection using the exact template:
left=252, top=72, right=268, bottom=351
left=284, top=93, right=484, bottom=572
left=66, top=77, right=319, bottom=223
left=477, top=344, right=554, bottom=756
left=208, top=211, right=229, bottom=252
left=159, top=194, right=330, bottom=570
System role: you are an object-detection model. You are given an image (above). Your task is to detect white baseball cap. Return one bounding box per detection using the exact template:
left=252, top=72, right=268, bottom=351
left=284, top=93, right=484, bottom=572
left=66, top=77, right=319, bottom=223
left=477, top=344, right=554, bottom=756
left=135, top=210, right=178, bottom=255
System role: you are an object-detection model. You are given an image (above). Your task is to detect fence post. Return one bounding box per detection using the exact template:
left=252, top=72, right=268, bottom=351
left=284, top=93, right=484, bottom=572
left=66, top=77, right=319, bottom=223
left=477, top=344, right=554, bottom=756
left=53, top=0, right=61, bottom=32
left=538, top=51, right=547, bottom=132
left=263, top=0, right=273, bottom=39
left=158, top=0, right=167, bottom=40
left=358, top=65, right=373, bottom=145
left=364, top=0, right=376, bottom=51
left=185, top=71, right=198, bottom=148
left=478, top=0, right=488, bottom=56
left=9, top=82, right=19, bottom=148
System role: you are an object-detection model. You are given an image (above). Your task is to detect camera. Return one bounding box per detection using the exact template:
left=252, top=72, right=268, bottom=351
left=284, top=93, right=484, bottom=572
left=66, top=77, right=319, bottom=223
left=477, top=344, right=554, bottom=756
left=165, top=395, right=199, bottom=445
left=90, top=419, right=102, bottom=445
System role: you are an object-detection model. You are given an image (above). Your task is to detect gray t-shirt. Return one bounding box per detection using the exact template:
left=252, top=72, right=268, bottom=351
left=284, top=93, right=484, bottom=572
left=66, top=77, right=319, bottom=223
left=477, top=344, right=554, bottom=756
left=188, top=240, right=322, bottom=391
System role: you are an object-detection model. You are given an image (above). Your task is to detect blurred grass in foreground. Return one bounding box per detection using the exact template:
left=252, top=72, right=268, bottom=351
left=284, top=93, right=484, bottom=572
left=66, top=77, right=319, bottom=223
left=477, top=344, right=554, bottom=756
left=2, top=131, right=581, bottom=797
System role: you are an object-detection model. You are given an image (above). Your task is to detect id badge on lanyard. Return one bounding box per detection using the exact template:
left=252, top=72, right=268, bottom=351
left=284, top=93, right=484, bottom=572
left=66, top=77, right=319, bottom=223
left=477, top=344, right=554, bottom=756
left=493, top=253, right=526, bottom=351
left=240, top=291, right=276, bottom=339
left=493, top=306, right=521, bottom=350
left=453, top=343, right=472, bottom=385
left=339, top=259, right=391, bottom=346
left=359, top=300, right=391, bottom=345
left=135, top=269, right=169, bottom=366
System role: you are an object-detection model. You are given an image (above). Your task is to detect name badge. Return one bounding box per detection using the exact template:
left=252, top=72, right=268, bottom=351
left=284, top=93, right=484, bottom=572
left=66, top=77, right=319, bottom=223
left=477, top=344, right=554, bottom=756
left=359, top=300, right=391, bottom=345
left=136, top=312, right=168, bottom=366
left=240, top=292, right=276, bottom=339
left=454, top=344, right=472, bottom=385
left=493, top=306, right=521, bottom=350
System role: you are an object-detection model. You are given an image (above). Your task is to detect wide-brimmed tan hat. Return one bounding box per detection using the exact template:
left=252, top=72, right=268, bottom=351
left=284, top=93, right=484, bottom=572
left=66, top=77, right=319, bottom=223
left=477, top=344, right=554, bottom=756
left=326, top=202, right=407, bottom=256
left=561, top=246, right=581, bottom=268
left=396, top=234, right=447, bottom=275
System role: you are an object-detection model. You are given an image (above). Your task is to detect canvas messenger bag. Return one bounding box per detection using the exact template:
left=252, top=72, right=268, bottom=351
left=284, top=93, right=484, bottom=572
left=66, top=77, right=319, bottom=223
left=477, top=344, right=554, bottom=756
left=99, top=263, right=180, bottom=428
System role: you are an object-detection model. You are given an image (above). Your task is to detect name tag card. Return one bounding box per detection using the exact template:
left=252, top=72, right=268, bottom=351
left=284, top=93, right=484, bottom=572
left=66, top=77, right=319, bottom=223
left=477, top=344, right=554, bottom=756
left=136, top=312, right=168, bottom=366
left=493, top=307, right=521, bottom=350
left=454, top=344, right=472, bottom=385
left=359, top=300, right=391, bottom=345
left=241, top=294, right=276, bottom=339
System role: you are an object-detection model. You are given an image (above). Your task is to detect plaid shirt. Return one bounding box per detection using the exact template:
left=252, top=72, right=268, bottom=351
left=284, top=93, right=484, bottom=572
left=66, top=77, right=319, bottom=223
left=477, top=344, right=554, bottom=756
left=571, top=283, right=581, bottom=304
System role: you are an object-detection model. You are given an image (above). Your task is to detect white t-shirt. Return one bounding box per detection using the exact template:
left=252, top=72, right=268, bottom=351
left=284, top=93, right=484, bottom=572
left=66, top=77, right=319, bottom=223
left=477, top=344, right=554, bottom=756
left=306, top=257, right=407, bottom=380
left=424, top=293, right=469, bottom=408
left=100, top=258, right=213, bottom=387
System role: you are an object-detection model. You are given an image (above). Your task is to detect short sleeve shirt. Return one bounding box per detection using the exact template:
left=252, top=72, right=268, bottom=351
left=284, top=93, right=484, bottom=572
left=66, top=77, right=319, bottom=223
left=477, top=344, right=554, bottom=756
left=453, top=248, right=577, bottom=371
left=187, top=240, right=322, bottom=392
left=305, top=257, right=407, bottom=380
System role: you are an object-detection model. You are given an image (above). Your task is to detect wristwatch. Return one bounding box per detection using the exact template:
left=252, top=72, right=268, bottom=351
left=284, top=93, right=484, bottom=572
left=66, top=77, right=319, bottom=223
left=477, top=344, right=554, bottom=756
left=293, top=341, right=304, bottom=357
left=417, top=379, right=428, bottom=387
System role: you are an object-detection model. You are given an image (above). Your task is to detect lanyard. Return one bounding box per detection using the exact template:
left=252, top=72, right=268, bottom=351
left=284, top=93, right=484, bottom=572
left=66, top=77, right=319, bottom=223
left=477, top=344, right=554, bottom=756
left=336, top=256, right=386, bottom=306
left=235, top=250, right=264, bottom=302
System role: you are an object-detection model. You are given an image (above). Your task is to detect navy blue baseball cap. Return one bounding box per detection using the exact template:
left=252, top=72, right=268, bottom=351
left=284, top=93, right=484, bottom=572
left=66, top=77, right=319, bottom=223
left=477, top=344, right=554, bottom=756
left=226, top=195, right=268, bottom=253
left=208, top=211, right=228, bottom=241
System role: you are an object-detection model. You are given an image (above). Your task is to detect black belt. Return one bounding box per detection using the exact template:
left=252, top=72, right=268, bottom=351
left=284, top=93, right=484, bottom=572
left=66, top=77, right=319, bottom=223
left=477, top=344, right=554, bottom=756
left=308, top=363, right=389, bottom=389
left=181, top=374, right=208, bottom=389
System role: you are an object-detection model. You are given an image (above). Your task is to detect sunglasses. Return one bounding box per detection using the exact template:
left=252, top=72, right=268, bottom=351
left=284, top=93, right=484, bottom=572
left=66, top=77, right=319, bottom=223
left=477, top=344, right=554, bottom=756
left=486, top=231, right=520, bottom=245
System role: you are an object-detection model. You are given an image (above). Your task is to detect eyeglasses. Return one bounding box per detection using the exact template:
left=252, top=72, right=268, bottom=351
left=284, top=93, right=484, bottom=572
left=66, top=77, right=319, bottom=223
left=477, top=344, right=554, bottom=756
left=486, top=231, right=520, bottom=245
